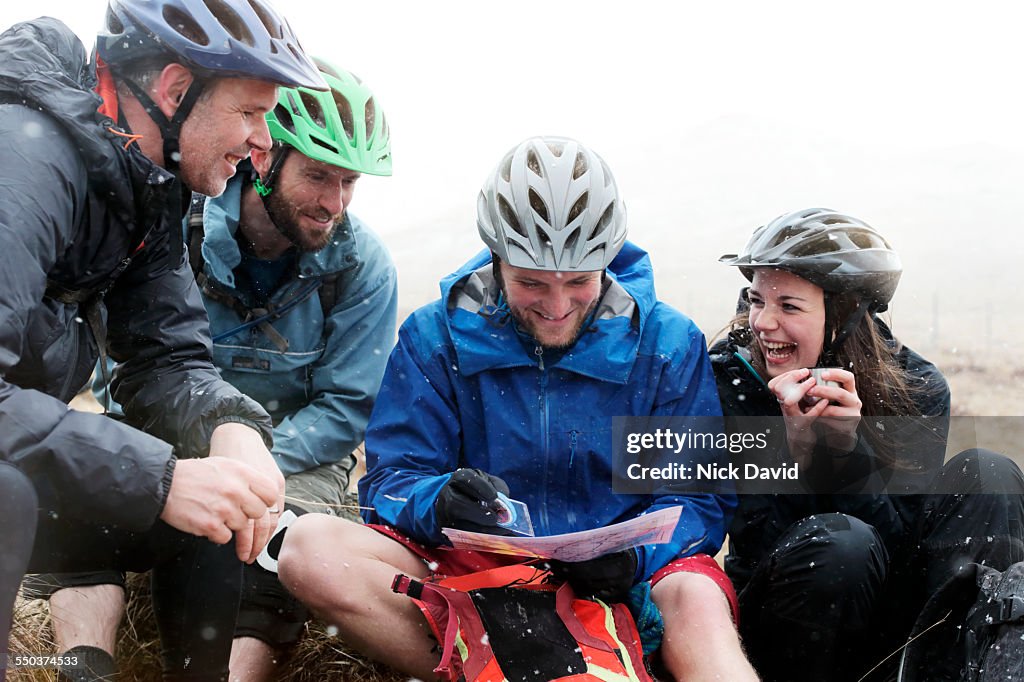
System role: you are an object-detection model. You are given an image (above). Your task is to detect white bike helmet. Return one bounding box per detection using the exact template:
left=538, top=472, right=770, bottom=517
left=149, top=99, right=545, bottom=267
left=477, top=136, right=626, bottom=272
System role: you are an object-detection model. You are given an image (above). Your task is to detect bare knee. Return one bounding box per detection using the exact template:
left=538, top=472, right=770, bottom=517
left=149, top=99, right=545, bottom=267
left=278, top=515, right=357, bottom=601
left=278, top=515, right=421, bottom=615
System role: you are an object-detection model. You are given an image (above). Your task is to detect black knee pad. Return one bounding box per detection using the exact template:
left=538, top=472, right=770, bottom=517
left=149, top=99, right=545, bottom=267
left=234, top=559, right=310, bottom=649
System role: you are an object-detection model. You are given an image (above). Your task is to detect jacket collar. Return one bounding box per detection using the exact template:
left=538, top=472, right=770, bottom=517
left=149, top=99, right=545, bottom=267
left=442, top=243, right=655, bottom=382
left=200, top=170, right=358, bottom=288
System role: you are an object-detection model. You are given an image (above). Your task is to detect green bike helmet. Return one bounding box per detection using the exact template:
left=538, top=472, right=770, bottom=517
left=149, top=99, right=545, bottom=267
left=265, top=59, right=392, bottom=176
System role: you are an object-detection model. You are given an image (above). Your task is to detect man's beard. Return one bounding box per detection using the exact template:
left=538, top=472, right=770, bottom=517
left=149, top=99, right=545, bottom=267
left=263, top=190, right=340, bottom=253
left=506, top=297, right=599, bottom=351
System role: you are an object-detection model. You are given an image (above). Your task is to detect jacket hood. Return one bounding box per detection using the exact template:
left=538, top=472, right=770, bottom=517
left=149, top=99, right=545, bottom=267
left=439, top=241, right=656, bottom=382
left=0, top=19, right=138, bottom=208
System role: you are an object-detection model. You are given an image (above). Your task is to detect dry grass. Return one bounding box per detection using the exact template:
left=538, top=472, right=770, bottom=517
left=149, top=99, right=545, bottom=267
left=11, top=573, right=408, bottom=682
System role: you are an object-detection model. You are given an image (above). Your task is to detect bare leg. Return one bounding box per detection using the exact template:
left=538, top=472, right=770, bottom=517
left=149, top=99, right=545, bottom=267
left=50, top=584, right=125, bottom=656
left=652, top=572, right=759, bottom=682
left=229, top=637, right=278, bottom=682
left=277, top=515, right=438, bottom=680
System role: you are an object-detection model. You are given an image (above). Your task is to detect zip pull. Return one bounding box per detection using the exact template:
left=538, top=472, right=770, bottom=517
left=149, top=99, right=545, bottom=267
left=534, top=345, right=544, bottom=371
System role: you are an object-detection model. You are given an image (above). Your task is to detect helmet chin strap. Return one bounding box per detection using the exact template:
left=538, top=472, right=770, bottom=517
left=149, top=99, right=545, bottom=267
left=253, top=145, right=292, bottom=199
left=251, top=146, right=322, bottom=249
left=121, top=77, right=206, bottom=176
left=820, top=295, right=872, bottom=367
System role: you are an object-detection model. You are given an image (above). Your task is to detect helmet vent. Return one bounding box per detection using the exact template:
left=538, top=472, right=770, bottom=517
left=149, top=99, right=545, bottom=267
left=564, top=226, right=581, bottom=254
left=526, top=149, right=543, bottom=176
left=567, top=193, right=588, bottom=224
left=849, top=231, right=882, bottom=249
left=201, top=0, right=254, bottom=47
left=593, top=204, right=615, bottom=240
left=500, top=157, right=513, bottom=182
left=363, top=98, right=377, bottom=146
left=105, top=7, right=124, bottom=35
left=332, top=90, right=355, bottom=141
left=528, top=188, right=549, bottom=225
left=272, top=102, right=296, bottom=133
left=310, top=136, right=337, bottom=154
left=498, top=196, right=526, bottom=237
left=163, top=6, right=209, bottom=46
left=571, top=152, right=588, bottom=180
left=299, top=91, right=326, bottom=127
left=768, top=226, right=806, bottom=249
left=246, top=0, right=283, bottom=39
left=792, top=236, right=838, bottom=256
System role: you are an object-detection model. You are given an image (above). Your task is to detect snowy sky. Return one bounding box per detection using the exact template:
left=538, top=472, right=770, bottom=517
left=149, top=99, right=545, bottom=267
left=3, top=1, right=1022, bottom=351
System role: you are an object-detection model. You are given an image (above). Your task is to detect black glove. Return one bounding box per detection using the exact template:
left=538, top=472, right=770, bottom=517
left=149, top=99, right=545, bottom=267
left=435, top=468, right=513, bottom=535
left=548, top=549, right=638, bottom=603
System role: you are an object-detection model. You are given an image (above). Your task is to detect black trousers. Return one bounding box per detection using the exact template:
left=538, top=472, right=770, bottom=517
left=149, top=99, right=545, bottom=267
left=737, top=449, right=1024, bottom=682
left=0, top=461, right=241, bottom=682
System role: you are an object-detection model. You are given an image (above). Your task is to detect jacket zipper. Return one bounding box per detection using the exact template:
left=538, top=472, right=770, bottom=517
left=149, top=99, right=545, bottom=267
left=536, top=345, right=550, bottom=534
left=566, top=429, right=579, bottom=528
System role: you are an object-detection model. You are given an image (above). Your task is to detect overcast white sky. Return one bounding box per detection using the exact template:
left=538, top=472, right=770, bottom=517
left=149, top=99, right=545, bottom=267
left=3, top=1, right=1023, bottom=351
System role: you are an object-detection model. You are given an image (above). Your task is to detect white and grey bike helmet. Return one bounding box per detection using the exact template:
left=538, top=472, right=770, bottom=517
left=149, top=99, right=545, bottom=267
left=477, top=136, right=627, bottom=272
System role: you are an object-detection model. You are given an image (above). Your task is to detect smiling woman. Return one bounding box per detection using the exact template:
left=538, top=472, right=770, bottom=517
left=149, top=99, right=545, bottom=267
left=710, top=208, right=1024, bottom=682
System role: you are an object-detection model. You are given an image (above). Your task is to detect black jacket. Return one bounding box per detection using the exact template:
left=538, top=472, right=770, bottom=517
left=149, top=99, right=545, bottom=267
left=0, top=18, right=272, bottom=530
left=709, top=320, right=951, bottom=590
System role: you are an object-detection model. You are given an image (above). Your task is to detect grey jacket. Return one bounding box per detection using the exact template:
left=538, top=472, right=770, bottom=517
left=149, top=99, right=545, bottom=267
left=0, top=18, right=272, bottom=530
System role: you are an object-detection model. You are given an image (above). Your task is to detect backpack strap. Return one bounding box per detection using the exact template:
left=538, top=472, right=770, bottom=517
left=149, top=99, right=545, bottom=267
left=186, top=194, right=207, bottom=283
left=187, top=194, right=343, bottom=350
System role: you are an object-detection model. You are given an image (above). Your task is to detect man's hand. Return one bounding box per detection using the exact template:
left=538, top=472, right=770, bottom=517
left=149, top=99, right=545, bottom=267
left=159, top=457, right=280, bottom=548
left=208, top=422, right=286, bottom=562
left=548, top=549, right=638, bottom=603
left=435, top=468, right=513, bottom=535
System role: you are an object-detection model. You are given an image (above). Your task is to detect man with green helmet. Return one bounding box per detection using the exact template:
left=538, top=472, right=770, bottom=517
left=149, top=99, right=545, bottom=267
left=46, top=59, right=397, bottom=682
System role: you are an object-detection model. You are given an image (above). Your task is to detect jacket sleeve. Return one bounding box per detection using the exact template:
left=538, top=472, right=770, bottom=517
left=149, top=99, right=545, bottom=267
left=272, top=234, right=398, bottom=475
left=358, top=314, right=460, bottom=544
left=104, top=195, right=273, bottom=458
left=0, top=106, right=173, bottom=529
left=633, top=319, right=737, bottom=581
left=829, top=355, right=952, bottom=549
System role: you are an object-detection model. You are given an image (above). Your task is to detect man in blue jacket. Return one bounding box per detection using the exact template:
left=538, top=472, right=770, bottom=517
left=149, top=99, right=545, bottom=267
left=277, top=137, right=757, bottom=680
left=47, top=60, right=398, bottom=682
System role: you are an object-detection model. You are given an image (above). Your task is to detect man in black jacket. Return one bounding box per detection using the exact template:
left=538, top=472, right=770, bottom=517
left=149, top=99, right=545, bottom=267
left=0, top=1, right=327, bottom=680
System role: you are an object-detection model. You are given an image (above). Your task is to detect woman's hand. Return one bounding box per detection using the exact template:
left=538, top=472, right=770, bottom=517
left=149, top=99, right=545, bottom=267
left=768, top=368, right=862, bottom=465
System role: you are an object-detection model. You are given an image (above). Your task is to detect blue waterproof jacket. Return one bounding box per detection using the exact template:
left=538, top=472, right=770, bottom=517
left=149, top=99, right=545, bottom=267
left=195, top=174, right=398, bottom=475
left=360, top=243, right=735, bottom=580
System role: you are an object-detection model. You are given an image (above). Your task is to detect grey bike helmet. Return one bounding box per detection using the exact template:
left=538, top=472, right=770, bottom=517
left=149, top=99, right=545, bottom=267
left=98, top=0, right=324, bottom=89
left=477, top=136, right=627, bottom=272
left=98, top=0, right=325, bottom=174
left=719, top=207, right=902, bottom=308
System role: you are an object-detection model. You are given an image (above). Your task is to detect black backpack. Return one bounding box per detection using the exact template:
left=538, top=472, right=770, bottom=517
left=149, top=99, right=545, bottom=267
left=899, top=561, right=1024, bottom=682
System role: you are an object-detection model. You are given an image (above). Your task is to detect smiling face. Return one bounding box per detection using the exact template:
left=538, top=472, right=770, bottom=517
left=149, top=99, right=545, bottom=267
left=177, top=77, right=277, bottom=196
left=499, top=263, right=603, bottom=350
left=747, top=268, right=826, bottom=378
left=257, top=150, right=360, bottom=252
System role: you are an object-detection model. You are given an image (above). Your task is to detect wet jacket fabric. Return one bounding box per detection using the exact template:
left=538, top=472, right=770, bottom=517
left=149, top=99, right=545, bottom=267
left=360, top=243, right=735, bottom=581
left=708, top=319, right=951, bottom=589
left=194, top=174, right=398, bottom=475
left=0, top=18, right=272, bottom=530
